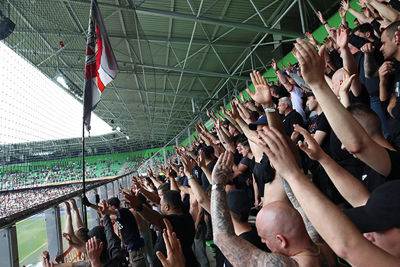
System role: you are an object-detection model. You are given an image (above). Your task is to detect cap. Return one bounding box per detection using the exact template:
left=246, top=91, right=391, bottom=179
left=227, top=189, right=251, bottom=215
left=344, top=180, right=400, bottom=233
left=107, top=197, right=120, bottom=208
left=249, top=114, right=267, bottom=130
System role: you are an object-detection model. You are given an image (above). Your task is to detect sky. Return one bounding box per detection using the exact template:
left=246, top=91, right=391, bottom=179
left=0, top=41, right=113, bottom=145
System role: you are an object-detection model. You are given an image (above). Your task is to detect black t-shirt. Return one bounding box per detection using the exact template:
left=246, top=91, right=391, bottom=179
left=253, top=154, right=275, bottom=197
left=116, top=208, right=143, bottom=250
left=357, top=149, right=400, bottom=192
left=153, top=213, right=196, bottom=267
left=283, top=110, right=304, bottom=137
left=308, top=113, right=331, bottom=154
left=355, top=51, right=381, bottom=98
left=234, top=157, right=252, bottom=190
left=201, top=159, right=217, bottom=191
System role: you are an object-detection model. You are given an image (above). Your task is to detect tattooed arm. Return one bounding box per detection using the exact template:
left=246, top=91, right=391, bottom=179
left=281, top=177, right=323, bottom=244
left=211, top=151, right=298, bottom=267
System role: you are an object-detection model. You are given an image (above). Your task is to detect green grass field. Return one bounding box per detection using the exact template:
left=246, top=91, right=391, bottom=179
left=16, top=209, right=99, bottom=267
left=16, top=215, right=47, bottom=266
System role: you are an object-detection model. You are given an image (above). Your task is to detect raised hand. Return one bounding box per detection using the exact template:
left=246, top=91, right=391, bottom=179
left=211, top=151, right=233, bottom=185
left=360, top=42, right=375, bottom=53
left=340, top=69, right=356, bottom=94
left=318, top=11, right=326, bottom=24
left=86, top=237, right=103, bottom=267
left=293, top=39, right=326, bottom=87
left=293, top=124, right=326, bottom=162
left=271, top=59, right=278, bottom=70
left=196, top=149, right=206, bottom=168
left=156, top=218, right=185, bottom=267
left=229, top=101, right=240, bottom=120
left=341, top=0, right=350, bottom=11
left=339, top=7, right=347, bottom=18
left=257, top=127, right=301, bottom=179
left=378, top=61, right=394, bottom=82
left=336, top=27, right=349, bottom=49
left=123, top=189, right=141, bottom=209
left=247, top=70, right=273, bottom=107
left=180, top=155, right=196, bottom=177
left=98, top=199, right=116, bottom=216
left=147, top=168, right=154, bottom=178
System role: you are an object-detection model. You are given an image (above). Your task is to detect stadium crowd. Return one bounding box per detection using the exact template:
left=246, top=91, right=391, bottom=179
left=0, top=184, right=83, bottom=218
left=33, top=0, right=400, bottom=266
left=0, top=158, right=124, bottom=191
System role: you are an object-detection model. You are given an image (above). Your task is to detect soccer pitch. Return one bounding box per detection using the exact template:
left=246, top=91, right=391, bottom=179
left=16, top=209, right=98, bottom=267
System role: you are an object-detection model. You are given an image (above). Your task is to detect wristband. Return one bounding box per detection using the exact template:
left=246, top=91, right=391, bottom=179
left=187, top=174, right=195, bottom=181
left=211, top=184, right=225, bottom=191
left=264, top=107, right=276, bottom=113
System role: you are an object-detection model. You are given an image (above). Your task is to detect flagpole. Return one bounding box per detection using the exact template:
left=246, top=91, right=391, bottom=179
left=81, top=120, right=88, bottom=229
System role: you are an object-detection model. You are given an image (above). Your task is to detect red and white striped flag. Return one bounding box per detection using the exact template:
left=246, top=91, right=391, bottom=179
left=83, top=0, right=119, bottom=131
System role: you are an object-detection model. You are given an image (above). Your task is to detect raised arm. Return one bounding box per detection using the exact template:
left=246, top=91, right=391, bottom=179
left=293, top=38, right=391, bottom=177
left=123, top=189, right=165, bottom=231
left=293, top=124, right=370, bottom=207
left=336, top=28, right=363, bottom=96
left=367, top=0, right=400, bottom=22
left=259, top=126, right=399, bottom=267
left=361, top=43, right=379, bottom=78
left=181, top=155, right=211, bottom=213
left=211, top=151, right=297, bottom=267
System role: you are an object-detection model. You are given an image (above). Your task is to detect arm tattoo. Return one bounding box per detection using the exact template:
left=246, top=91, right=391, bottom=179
left=211, top=180, right=297, bottom=267
left=281, top=177, right=323, bottom=244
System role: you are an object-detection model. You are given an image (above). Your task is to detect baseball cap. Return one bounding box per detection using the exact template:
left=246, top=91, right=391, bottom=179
left=344, top=180, right=400, bottom=233
left=227, top=189, right=251, bottom=215
left=249, top=114, right=267, bottom=130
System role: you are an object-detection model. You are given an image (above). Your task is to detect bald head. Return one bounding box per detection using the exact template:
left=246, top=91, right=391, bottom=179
left=256, top=201, right=310, bottom=253
left=331, top=68, right=345, bottom=96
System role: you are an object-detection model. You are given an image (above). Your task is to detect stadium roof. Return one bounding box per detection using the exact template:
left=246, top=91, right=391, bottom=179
left=1, top=0, right=340, bottom=152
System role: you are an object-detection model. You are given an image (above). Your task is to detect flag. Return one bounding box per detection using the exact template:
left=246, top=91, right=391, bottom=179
left=83, top=0, right=119, bottom=131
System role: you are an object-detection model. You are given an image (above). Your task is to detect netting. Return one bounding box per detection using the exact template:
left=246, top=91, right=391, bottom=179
left=0, top=0, right=159, bottom=191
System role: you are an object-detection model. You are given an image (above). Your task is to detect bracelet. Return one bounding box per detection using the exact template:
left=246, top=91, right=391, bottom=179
left=134, top=204, right=143, bottom=212
left=211, top=184, right=225, bottom=191
left=187, top=174, right=195, bottom=181
left=264, top=107, right=276, bottom=113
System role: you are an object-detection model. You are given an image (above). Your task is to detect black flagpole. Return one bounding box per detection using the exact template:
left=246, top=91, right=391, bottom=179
left=82, top=119, right=88, bottom=229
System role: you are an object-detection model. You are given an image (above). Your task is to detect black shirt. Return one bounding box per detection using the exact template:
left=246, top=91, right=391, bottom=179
left=253, top=154, right=275, bottom=197
left=283, top=110, right=304, bottom=137
left=115, top=208, right=143, bottom=250
left=153, top=213, right=196, bottom=267
left=308, top=113, right=331, bottom=154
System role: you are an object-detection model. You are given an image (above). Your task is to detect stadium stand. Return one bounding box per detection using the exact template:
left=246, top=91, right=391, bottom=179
left=3, top=0, right=400, bottom=267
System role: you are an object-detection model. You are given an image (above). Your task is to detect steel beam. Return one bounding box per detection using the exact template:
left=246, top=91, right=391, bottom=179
left=13, top=29, right=251, bottom=48
left=136, top=63, right=250, bottom=81
left=62, top=0, right=303, bottom=38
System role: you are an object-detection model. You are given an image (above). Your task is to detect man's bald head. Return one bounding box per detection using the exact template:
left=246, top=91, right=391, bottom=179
left=331, top=68, right=345, bottom=96
left=256, top=201, right=310, bottom=254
